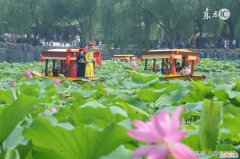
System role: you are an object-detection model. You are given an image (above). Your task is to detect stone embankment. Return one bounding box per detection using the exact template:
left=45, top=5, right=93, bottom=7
left=0, top=42, right=41, bottom=62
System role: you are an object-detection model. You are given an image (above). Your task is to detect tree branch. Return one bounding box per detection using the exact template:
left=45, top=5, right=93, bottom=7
left=90, top=6, right=97, bottom=17
left=141, top=7, right=170, bottom=35
left=29, top=0, right=40, bottom=26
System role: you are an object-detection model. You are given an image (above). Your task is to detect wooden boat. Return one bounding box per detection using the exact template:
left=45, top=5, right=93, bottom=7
left=111, top=54, right=137, bottom=62
left=32, top=48, right=104, bottom=83
left=142, top=49, right=205, bottom=80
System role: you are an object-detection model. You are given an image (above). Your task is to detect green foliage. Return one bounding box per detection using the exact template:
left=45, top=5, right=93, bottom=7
left=0, top=95, right=39, bottom=146
left=199, top=100, right=223, bottom=151
left=195, top=58, right=240, bottom=73
left=0, top=90, right=12, bottom=105
left=131, top=71, right=160, bottom=84
left=24, top=118, right=130, bottom=159
left=1, top=148, right=20, bottom=159
left=0, top=60, right=240, bottom=158
left=100, top=145, right=137, bottom=159
left=182, top=80, right=213, bottom=103
left=221, top=104, right=240, bottom=142
left=54, top=101, right=128, bottom=128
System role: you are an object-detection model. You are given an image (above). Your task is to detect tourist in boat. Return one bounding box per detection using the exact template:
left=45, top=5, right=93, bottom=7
left=176, top=62, right=182, bottom=72
left=76, top=48, right=86, bottom=77
left=180, top=65, right=191, bottom=75
left=85, top=43, right=95, bottom=78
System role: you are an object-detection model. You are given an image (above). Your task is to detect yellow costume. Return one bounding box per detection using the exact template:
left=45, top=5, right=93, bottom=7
left=85, top=50, right=94, bottom=78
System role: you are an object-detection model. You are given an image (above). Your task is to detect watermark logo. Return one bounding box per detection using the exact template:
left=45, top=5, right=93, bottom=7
left=188, top=151, right=238, bottom=158
left=218, top=8, right=230, bottom=20
left=203, top=8, right=230, bottom=21
left=203, top=8, right=211, bottom=20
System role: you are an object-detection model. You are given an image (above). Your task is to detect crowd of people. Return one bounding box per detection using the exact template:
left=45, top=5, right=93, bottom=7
left=158, top=60, right=191, bottom=76
left=1, top=31, right=239, bottom=50
left=1, top=32, right=41, bottom=46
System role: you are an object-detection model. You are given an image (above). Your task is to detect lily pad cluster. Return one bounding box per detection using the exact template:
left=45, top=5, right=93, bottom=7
left=195, top=58, right=240, bottom=73
left=0, top=60, right=239, bottom=159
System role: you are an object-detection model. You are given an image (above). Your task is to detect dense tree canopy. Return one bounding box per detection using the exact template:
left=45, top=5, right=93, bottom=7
left=0, top=0, right=239, bottom=49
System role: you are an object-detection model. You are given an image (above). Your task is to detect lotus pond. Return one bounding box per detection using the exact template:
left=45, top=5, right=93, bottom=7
left=0, top=59, right=240, bottom=159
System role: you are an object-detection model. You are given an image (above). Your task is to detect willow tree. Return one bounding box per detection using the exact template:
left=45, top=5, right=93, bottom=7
left=25, top=0, right=71, bottom=39
left=139, top=0, right=196, bottom=48
left=95, top=0, right=116, bottom=45
left=97, top=0, right=141, bottom=49
left=112, top=0, right=143, bottom=49
left=1, top=0, right=239, bottom=49
left=214, top=0, right=240, bottom=41
left=78, top=0, right=98, bottom=42
left=61, top=0, right=98, bottom=43
left=0, top=0, right=32, bottom=34
left=98, top=0, right=162, bottom=49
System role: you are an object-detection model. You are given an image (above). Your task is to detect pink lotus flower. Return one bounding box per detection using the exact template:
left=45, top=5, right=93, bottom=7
left=44, top=109, right=50, bottom=113
left=128, top=107, right=198, bottom=159
left=44, top=107, right=57, bottom=114
left=51, top=107, right=57, bottom=113
left=39, top=107, right=57, bottom=116
left=24, top=70, right=32, bottom=78
left=131, top=60, right=137, bottom=68
left=53, top=78, right=61, bottom=84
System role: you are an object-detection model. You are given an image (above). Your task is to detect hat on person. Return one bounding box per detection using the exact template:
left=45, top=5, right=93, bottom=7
left=79, top=48, right=87, bottom=53
left=87, top=43, right=94, bottom=48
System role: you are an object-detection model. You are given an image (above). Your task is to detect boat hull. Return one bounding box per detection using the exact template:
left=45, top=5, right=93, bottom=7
left=31, top=71, right=104, bottom=83
left=164, top=74, right=204, bottom=81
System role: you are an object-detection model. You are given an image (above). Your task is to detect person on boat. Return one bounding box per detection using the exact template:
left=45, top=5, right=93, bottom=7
left=161, top=62, right=167, bottom=74
left=176, top=62, right=181, bottom=72
left=69, top=61, right=77, bottom=78
left=76, top=48, right=86, bottom=77
left=85, top=43, right=95, bottom=78
left=53, top=60, right=61, bottom=76
left=62, top=62, right=68, bottom=76
left=180, top=65, right=191, bottom=75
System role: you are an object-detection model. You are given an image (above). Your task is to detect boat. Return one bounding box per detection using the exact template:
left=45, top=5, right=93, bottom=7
left=111, top=54, right=137, bottom=62
left=142, top=49, right=205, bottom=80
left=32, top=48, right=104, bottom=83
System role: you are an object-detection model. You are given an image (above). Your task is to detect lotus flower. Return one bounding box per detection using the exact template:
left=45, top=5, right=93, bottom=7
left=39, top=107, right=57, bottom=116
left=53, top=78, right=61, bottom=84
left=24, top=70, right=32, bottom=78
left=44, top=109, right=50, bottom=113
left=131, top=60, right=137, bottom=68
left=128, top=107, right=198, bottom=159
left=51, top=107, right=57, bottom=113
